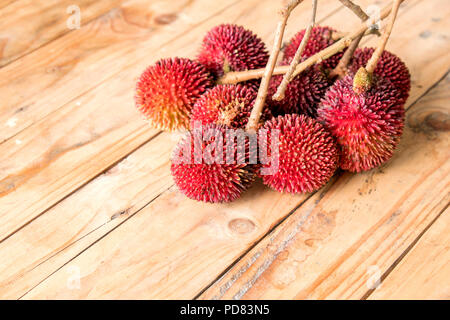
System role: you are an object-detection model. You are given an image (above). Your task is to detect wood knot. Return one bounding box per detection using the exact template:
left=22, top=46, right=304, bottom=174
left=228, top=218, right=256, bottom=235
left=408, top=108, right=450, bottom=133
left=424, top=111, right=450, bottom=131
left=154, top=13, right=177, bottom=25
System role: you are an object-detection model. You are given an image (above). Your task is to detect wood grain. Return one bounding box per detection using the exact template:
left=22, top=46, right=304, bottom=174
left=1, top=0, right=348, bottom=299
left=1, top=0, right=447, bottom=300
left=0, top=133, right=175, bottom=299
left=19, top=0, right=450, bottom=299
left=199, top=73, right=450, bottom=299
left=0, top=0, right=241, bottom=240
left=0, top=0, right=229, bottom=143
left=0, top=1, right=17, bottom=10
left=0, top=0, right=123, bottom=67
left=368, top=207, right=450, bottom=300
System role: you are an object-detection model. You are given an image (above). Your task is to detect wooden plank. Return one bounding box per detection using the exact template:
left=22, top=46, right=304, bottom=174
left=0, top=133, right=175, bottom=299
left=368, top=207, right=450, bottom=300
left=0, top=0, right=123, bottom=67
left=20, top=0, right=450, bottom=299
left=0, top=0, right=241, bottom=241
left=0, top=0, right=349, bottom=299
left=0, top=0, right=229, bottom=143
left=199, top=73, right=450, bottom=299
left=0, top=1, right=16, bottom=10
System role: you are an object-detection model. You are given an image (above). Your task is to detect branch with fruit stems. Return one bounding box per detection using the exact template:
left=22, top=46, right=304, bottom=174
left=272, top=0, right=318, bottom=101
left=219, top=1, right=394, bottom=86
left=365, top=0, right=402, bottom=73
left=353, top=0, right=403, bottom=92
left=338, top=0, right=369, bottom=21
left=331, top=28, right=379, bottom=41
left=330, top=0, right=375, bottom=78
left=246, top=0, right=304, bottom=132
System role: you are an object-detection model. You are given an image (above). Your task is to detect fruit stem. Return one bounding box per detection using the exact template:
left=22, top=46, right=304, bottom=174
left=331, top=28, right=380, bottom=41
left=353, top=0, right=403, bottom=93
left=246, top=0, right=304, bottom=132
left=338, top=0, right=369, bottom=21
left=273, top=0, right=318, bottom=102
left=330, top=0, right=376, bottom=79
left=218, top=2, right=394, bottom=85
left=365, top=0, right=403, bottom=74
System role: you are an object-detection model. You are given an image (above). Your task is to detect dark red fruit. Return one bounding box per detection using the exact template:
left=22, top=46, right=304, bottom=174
left=135, top=57, right=212, bottom=131
left=198, top=24, right=269, bottom=78
left=283, top=26, right=343, bottom=70
left=317, top=74, right=405, bottom=172
left=267, top=66, right=330, bottom=117
left=259, top=114, right=338, bottom=193
left=171, top=124, right=256, bottom=203
left=190, top=84, right=271, bottom=129
left=348, top=47, right=411, bottom=104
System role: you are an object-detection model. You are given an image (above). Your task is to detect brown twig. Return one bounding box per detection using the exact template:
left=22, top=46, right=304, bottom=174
left=218, top=2, right=394, bottom=85
left=353, top=0, right=403, bottom=93
left=246, top=0, right=303, bottom=132
left=365, top=0, right=403, bottom=74
left=338, top=0, right=369, bottom=20
left=273, top=0, right=318, bottom=101
left=331, top=28, right=379, bottom=41
left=330, top=0, right=373, bottom=78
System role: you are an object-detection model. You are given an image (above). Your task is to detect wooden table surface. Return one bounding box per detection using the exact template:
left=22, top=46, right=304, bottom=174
left=0, top=0, right=449, bottom=300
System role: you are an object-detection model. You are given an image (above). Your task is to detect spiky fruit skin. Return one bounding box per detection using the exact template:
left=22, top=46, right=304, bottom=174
left=283, top=26, right=343, bottom=70
left=267, top=66, right=330, bottom=117
left=259, top=114, right=338, bottom=194
left=190, top=84, right=272, bottom=129
left=171, top=124, right=256, bottom=203
left=317, top=74, right=405, bottom=173
left=135, top=58, right=212, bottom=131
left=198, top=24, right=269, bottom=78
left=348, top=48, right=411, bottom=104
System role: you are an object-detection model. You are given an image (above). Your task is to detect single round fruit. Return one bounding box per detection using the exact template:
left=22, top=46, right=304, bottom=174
left=348, top=47, right=411, bottom=104
left=267, top=66, right=330, bottom=117
left=283, top=26, right=343, bottom=70
left=259, top=114, right=338, bottom=193
left=198, top=24, right=269, bottom=78
left=171, top=124, right=256, bottom=203
left=317, top=74, right=405, bottom=172
left=135, top=57, right=212, bottom=131
left=190, top=84, right=271, bottom=129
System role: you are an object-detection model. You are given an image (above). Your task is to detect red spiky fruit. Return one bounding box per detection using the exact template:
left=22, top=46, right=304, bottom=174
left=259, top=114, right=338, bottom=193
left=198, top=24, right=269, bottom=78
left=267, top=65, right=330, bottom=117
left=348, top=47, right=411, bottom=104
left=283, top=26, right=343, bottom=70
left=135, top=57, right=213, bottom=131
left=171, top=123, right=256, bottom=203
left=317, top=74, right=405, bottom=172
left=190, top=84, right=272, bottom=129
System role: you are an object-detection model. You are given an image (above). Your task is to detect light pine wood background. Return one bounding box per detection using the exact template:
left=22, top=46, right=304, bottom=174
left=0, top=0, right=448, bottom=299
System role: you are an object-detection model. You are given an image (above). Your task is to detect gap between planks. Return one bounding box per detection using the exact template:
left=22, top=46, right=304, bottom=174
left=0, top=0, right=245, bottom=241
left=202, top=70, right=450, bottom=299
left=0, top=0, right=241, bottom=144
left=367, top=205, right=450, bottom=299
left=0, top=0, right=352, bottom=299
left=14, top=0, right=450, bottom=300
left=0, top=0, right=125, bottom=68
left=363, top=201, right=450, bottom=299
left=0, top=0, right=345, bottom=244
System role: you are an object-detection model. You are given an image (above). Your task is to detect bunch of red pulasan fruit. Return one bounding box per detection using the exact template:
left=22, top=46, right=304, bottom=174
left=135, top=24, right=410, bottom=203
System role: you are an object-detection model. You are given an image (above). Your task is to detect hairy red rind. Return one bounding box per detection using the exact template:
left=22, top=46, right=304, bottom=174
left=135, top=57, right=212, bottom=131
left=318, top=74, right=405, bottom=172
left=259, top=114, right=338, bottom=193
left=171, top=124, right=256, bottom=203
